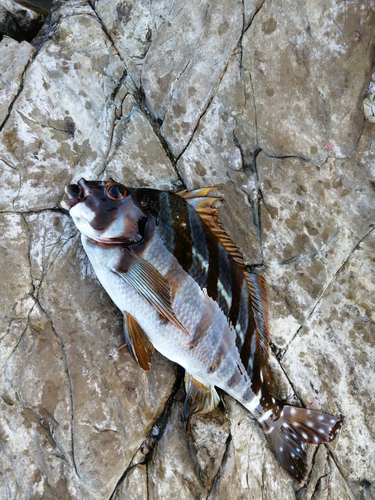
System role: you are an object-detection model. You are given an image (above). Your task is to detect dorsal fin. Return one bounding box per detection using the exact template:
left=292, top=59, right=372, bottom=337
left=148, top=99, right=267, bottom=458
left=177, top=187, right=245, bottom=265
left=177, top=187, right=269, bottom=347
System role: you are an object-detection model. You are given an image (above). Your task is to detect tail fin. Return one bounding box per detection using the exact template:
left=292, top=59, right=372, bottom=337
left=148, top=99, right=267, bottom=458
left=261, top=405, right=343, bottom=482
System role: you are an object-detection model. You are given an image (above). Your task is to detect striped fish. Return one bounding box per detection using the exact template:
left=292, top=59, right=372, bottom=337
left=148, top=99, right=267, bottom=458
left=62, top=178, right=343, bottom=483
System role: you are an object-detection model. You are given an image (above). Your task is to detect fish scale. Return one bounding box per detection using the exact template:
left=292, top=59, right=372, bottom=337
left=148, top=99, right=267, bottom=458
left=139, top=230, right=242, bottom=383
left=62, top=178, right=343, bottom=483
left=155, top=191, right=256, bottom=370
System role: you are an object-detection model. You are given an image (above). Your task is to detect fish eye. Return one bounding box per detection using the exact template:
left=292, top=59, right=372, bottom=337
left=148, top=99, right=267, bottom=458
left=106, top=183, right=127, bottom=200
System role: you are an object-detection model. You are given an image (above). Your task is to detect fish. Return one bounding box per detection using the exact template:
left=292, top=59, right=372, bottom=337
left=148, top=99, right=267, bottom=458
left=61, top=177, right=343, bottom=483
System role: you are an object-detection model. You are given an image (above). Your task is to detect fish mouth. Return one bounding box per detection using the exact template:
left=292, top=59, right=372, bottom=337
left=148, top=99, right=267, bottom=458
left=61, top=178, right=88, bottom=210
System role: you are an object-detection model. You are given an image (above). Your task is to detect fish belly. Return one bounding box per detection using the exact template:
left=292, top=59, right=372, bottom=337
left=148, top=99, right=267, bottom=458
left=135, top=234, right=257, bottom=403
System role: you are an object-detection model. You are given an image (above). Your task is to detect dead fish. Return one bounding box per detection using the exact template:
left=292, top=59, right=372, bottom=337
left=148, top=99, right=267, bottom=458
left=62, top=178, right=343, bottom=482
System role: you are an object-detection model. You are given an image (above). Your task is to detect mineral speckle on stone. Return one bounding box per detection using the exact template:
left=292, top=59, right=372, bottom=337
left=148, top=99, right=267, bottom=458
left=0, top=0, right=374, bottom=498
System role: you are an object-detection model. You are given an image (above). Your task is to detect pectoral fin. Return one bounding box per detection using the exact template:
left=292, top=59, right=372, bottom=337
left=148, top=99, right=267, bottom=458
left=183, top=373, right=220, bottom=433
left=123, top=312, right=154, bottom=371
left=113, top=250, right=190, bottom=336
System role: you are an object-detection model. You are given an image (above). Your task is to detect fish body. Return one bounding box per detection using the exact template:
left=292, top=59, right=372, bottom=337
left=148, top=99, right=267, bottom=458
left=62, top=178, right=343, bottom=482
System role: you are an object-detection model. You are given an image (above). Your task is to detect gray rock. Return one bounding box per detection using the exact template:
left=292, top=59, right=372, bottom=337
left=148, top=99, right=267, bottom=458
left=0, top=0, right=47, bottom=42
left=0, top=37, right=35, bottom=128
left=0, top=0, right=374, bottom=498
left=141, top=0, right=243, bottom=157
left=243, top=0, right=374, bottom=163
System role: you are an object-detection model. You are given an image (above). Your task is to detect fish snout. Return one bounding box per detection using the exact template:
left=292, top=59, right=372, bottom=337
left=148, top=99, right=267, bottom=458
left=61, top=178, right=87, bottom=210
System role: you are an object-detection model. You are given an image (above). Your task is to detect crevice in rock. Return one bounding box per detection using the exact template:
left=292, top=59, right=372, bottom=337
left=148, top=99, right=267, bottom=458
left=0, top=206, right=69, bottom=217
left=108, top=366, right=185, bottom=499
left=234, top=20, right=264, bottom=260
left=311, top=474, right=330, bottom=499
left=21, top=209, right=77, bottom=300
left=21, top=211, right=83, bottom=484
left=296, top=447, right=321, bottom=496
left=87, top=0, right=125, bottom=64
left=280, top=225, right=375, bottom=359
left=205, top=432, right=232, bottom=499
left=146, top=461, right=150, bottom=500
left=240, top=0, right=246, bottom=36
left=30, top=1, right=61, bottom=53
left=36, top=300, right=83, bottom=485
left=0, top=49, right=37, bottom=133
left=1, top=1, right=49, bottom=45
left=110, top=68, right=128, bottom=103
left=334, top=463, right=359, bottom=500
left=100, top=96, right=136, bottom=177
left=35, top=232, right=78, bottom=297
left=37, top=118, right=76, bottom=138
left=270, top=284, right=299, bottom=328
left=21, top=212, right=36, bottom=296
left=335, top=117, right=366, bottom=162
left=244, top=0, right=266, bottom=34
left=131, top=85, right=186, bottom=187
left=0, top=157, right=21, bottom=199
left=262, top=149, right=313, bottom=165
left=1, top=297, right=36, bottom=373
left=174, top=56, right=232, bottom=166
left=249, top=148, right=265, bottom=261
left=97, top=69, right=129, bottom=174
left=276, top=225, right=341, bottom=267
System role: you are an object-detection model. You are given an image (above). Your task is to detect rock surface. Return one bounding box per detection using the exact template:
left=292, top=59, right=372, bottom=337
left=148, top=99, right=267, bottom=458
left=0, top=0, right=47, bottom=42
left=0, top=0, right=374, bottom=499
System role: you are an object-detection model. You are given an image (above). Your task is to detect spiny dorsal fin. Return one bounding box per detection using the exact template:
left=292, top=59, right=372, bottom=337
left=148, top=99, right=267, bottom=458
left=177, top=188, right=260, bottom=288
left=177, top=187, right=270, bottom=346
left=177, top=187, right=245, bottom=265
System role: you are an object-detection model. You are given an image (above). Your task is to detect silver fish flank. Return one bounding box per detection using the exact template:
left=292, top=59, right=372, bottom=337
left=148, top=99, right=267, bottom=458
left=62, top=178, right=343, bottom=482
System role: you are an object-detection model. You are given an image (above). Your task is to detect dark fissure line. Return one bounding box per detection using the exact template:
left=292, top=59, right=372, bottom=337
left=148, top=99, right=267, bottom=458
left=108, top=366, right=185, bottom=499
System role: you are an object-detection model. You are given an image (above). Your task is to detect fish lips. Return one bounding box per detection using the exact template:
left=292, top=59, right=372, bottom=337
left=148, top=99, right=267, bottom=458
left=61, top=181, right=87, bottom=210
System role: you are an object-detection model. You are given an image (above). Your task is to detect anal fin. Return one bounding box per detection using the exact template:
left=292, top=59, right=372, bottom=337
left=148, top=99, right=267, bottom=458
left=122, top=312, right=154, bottom=371
left=184, top=373, right=220, bottom=433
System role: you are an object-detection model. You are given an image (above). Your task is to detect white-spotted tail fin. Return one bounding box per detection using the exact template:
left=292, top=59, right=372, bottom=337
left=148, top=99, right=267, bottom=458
left=261, top=405, right=343, bottom=482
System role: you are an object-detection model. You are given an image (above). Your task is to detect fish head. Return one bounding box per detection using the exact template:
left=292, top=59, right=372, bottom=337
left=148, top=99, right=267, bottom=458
left=61, top=178, right=146, bottom=244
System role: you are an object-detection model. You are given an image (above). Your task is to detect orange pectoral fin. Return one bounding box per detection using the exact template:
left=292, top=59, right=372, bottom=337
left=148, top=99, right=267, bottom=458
left=113, top=250, right=190, bottom=336
left=122, top=312, right=154, bottom=371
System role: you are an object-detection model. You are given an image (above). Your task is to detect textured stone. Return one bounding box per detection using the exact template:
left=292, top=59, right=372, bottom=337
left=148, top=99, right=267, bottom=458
left=0, top=37, right=35, bottom=127
left=142, top=0, right=243, bottom=157
left=0, top=213, right=33, bottom=371
left=282, top=231, right=375, bottom=490
left=105, top=94, right=178, bottom=189
left=207, top=397, right=296, bottom=500
left=0, top=0, right=47, bottom=42
left=36, top=222, right=177, bottom=497
left=114, top=464, right=148, bottom=500
left=0, top=0, right=374, bottom=498
left=0, top=1, right=124, bottom=211
left=243, top=0, right=374, bottom=163
left=93, top=0, right=171, bottom=88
